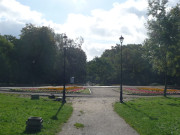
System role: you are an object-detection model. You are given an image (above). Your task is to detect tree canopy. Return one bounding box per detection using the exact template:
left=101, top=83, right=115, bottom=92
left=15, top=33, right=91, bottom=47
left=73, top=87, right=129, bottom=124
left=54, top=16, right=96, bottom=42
left=0, top=24, right=87, bottom=85
left=86, top=44, right=162, bottom=85
left=144, top=0, right=180, bottom=95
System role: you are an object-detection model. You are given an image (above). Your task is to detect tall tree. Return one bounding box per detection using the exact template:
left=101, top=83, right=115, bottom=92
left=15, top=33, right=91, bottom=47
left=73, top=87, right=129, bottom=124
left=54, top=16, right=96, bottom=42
left=0, top=35, right=14, bottom=84
left=87, top=57, right=114, bottom=85
left=66, top=47, right=87, bottom=83
left=19, top=24, right=57, bottom=84
left=144, top=0, right=180, bottom=96
left=167, top=5, right=180, bottom=77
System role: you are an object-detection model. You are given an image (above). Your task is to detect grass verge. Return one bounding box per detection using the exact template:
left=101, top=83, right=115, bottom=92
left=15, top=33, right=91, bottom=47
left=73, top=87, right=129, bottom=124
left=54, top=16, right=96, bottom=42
left=114, top=97, right=180, bottom=135
left=74, top=88, right=91, bottom=94
left=0, top=93, right=73, bottom=135
left=74, top=123, right=84, bottom=129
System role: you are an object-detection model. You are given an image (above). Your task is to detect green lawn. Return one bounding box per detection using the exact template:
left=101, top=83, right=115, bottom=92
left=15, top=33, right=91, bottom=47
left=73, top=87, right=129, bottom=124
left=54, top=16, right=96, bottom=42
left=0, top=93, right=73, bottom=135
left=114, top=97, right=180, bottom=135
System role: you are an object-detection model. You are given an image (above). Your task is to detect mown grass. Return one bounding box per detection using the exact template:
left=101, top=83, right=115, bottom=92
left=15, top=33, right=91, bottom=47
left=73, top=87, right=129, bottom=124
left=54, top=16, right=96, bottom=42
left=74, top=123, right=84, bottom=129
left=0, top=93, right=73, bottom=135
left=75, top=88, right=91, bottom=94
left=114, top=97, right=180, bottom=135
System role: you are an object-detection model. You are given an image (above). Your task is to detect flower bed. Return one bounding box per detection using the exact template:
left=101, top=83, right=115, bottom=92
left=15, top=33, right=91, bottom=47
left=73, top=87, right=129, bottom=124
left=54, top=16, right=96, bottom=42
left=124, top=87, right=180, bottom=95
left=11, top=86, right=87, bottom=94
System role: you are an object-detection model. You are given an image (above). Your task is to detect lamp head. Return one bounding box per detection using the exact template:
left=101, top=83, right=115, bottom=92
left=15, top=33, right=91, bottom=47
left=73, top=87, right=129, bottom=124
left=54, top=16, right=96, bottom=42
left=119, top=35, right=124, bottom=43
left=63, top=33, right=68, bottom=42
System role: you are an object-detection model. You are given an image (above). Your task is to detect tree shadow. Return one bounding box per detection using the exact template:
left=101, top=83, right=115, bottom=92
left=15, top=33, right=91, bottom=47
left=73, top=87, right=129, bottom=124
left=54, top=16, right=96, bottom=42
left=23, top=129, right=41, bottom=134
left=51, top=103, right=65, bottom=120
left=164, top=97, right=180, bottom=107
left=167, top=103, right=180, bottom=107
left=123, top=103, right=158, bottom=120
left=166, top=97, right=180, bottom=101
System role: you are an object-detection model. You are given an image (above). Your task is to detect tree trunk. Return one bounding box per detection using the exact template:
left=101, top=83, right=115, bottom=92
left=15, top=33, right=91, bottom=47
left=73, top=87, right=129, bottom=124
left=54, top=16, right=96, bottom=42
left=164, top=68, right=167, bottom=97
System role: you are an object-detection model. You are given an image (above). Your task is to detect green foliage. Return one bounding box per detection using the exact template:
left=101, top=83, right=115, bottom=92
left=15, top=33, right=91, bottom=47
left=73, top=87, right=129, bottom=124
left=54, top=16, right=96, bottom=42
left=66, top=47, right=87, bottom=83
left=18, top=24, right=57, bottom=84
left=74, top=123, right=84, bottom=129
left=0, top=24, right=87, bottom=85
left=0, top=93, right=73, bottom=135
left=87, top=44, right=160, bottom=85
left=87, top=57, right=114, bottom=85
left=145, top=1, right=180, bottom=76
left=144, top=0, right=180, bottom=95
left=114, top=97, right=180, bottom=135
left=166, top=5, right=180, bottom=77
left=0, top=35, right=14, bottom=83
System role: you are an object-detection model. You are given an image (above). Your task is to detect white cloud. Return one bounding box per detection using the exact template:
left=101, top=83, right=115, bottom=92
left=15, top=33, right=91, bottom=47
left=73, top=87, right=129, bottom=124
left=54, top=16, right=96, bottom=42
left=0, top=0, right=179, bottom=60
left=0, top=0, right=44, bottom=24
left=0, top=0, right=49, bottom=37
left=59, top=0, right=148, bottom=60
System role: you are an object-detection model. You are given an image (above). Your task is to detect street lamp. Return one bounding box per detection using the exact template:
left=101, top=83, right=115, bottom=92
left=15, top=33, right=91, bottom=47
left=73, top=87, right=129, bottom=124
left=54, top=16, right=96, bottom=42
left=62, top=34, right=68, bottom=103
left=119, top=35, right=124, bottom=103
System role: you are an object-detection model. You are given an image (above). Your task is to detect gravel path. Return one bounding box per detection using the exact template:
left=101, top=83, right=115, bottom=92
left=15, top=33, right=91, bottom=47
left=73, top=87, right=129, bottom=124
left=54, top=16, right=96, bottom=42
left=58, top=87, right=139, bottom=135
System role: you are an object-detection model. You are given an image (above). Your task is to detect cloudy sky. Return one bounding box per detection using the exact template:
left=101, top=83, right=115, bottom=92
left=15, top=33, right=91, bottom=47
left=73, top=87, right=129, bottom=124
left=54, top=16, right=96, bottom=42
left=0, top=0, right=179, bottom=60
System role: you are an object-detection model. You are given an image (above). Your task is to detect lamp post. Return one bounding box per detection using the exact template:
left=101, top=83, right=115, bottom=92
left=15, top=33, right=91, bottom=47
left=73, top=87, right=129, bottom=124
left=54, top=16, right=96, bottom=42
left=119, top=35, right=124, bottom=103
left=62, top=34, right=67, bottom=103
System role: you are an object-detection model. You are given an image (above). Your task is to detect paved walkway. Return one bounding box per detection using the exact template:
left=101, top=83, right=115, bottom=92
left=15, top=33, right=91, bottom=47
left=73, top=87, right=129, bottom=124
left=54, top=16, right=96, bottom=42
left=58, top=87, right=139, bottom=135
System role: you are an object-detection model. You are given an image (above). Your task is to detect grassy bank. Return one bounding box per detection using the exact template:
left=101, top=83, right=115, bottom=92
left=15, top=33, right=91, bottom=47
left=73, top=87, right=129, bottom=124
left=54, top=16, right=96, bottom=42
left=114, top=97, right=180, bottom=135
left=0, top=93, right=73, bottom=135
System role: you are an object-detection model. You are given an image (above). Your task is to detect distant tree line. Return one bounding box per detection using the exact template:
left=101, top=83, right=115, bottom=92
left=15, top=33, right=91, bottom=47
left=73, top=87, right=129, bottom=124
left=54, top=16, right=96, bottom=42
left=0, top=24, right=86, bottom=86
left=86, top=44, right=164, bottom=85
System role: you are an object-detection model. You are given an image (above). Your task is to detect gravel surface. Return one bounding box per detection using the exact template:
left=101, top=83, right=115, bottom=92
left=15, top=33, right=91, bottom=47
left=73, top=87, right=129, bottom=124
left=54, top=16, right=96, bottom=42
left=58, top=87, right=139, bottom=135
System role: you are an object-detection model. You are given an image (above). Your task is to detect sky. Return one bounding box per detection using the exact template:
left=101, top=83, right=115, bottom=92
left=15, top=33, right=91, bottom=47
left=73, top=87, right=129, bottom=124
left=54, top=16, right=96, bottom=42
left=0, top=0, right=179, bottom=61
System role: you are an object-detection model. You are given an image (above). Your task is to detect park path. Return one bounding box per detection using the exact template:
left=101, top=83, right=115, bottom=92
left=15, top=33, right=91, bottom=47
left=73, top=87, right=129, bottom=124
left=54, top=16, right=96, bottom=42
left=58, top=87, right=139, bottom=135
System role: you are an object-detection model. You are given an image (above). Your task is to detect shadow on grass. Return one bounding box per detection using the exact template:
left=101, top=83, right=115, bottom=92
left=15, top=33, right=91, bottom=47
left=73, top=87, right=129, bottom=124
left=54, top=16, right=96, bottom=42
left=166, top=96, right=180, bottom=100
left=51, top=103, right=65, bottom=120
left=123, top=102, right=158, bottom=120
left=164, top=97, right=180, bottom=107
left=23, top=129, right=41, bottom=134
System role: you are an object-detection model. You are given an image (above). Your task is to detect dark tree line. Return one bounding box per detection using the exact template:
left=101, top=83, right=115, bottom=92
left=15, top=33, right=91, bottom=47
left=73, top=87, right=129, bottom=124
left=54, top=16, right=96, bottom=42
left=86, top=44, right=164, bottom=85
left=0, top=24, right=86, bottom=86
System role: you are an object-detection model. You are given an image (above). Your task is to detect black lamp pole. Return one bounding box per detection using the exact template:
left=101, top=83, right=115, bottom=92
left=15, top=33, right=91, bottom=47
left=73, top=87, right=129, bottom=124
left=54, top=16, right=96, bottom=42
left=62, top=34, right=67, bottom=103
left=119, top=35, right=124, bottom=103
